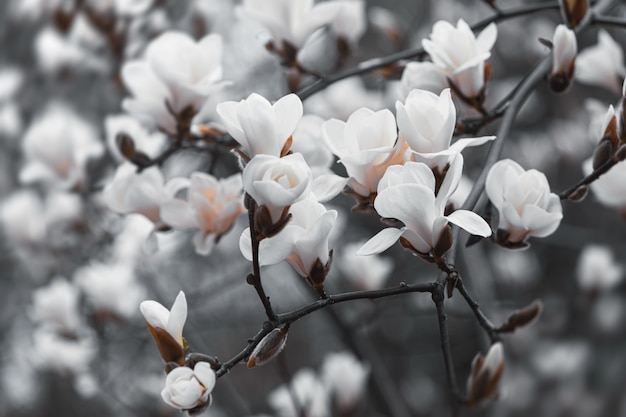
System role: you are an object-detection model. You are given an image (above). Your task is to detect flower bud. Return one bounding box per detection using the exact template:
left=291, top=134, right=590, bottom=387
left=161, top=362, right=216, bottom=412
left=140, top=291, right=188, bottom=365
left=247, top=327, right=289, bottom=368
left=466, top=342, right=505, bottom=406
left=560, top=0, right=588, bottom=28
left=549, top=25, right=577, bottom=94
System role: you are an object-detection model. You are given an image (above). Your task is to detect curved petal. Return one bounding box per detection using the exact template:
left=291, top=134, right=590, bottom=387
left=273, top=93, right=303, bottom=142
left=356, top=227, right=406, bottom=256
left=139, top=300, right=169, bottom=328
left=311, top=173, right=349, bottom=202
left=446, top=210, right=492, bottom=237
left=167, top=291, right=187, bottom=345
left=239, top=226, right=301, bottom=265
left=194, top=362, right=216, bottom=391
left=160, top=199, right=198, bottom=229
left=477, top=22, right=497, bottom=52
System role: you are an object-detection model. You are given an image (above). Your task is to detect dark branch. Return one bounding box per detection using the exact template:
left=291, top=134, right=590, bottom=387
left=558, top=155, right=622, bottom=200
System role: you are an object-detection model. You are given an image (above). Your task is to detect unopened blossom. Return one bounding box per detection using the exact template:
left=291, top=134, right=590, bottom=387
left=321, top=352, right=370, bottom=412
left=560, top=0, right=588, bottom=28
left=396, top=88, right=494, bottom=170
left=122, top=32, right=223, bottom=134
left=161, top=362, right=216, bottom=411
left=20, top=103, right=104, bottom=190
left=216, top=93, right=302, bottom=159
left=576, top=30, right=626, bottom=94
left=577, top=245, right=623, bottom=292
left=358, top=158, right=491, bottom=258
left=269, top=368, right=329, bottom=417
left=102, top=163, right=188, bottom=227
left=74, top=262, right=145, bottom=319
left=466, top=342, right=505, bottom=406
left=401, top=62, right=449, bottom=96
left=30, top=277, right=82, bottom=334
left=105, top=114, right=167, bottom=162
left=422, top=19, right=497, bottom=98
left=243, top=153, right=312, bottom=225
left=486, top=159, right=563, bottom=245
left=549, top=24, right=577, bottom=93
left=338, top=241, right=393, bottom=291
left=322, top=107, right=405, bottom=199
left=140, top=291, right=189, bottom=365
left=160, top=172, right=245, bottom=255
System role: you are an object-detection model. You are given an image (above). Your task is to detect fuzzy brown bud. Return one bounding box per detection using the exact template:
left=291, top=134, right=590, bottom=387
left=247, top=327, right=289, bottom=368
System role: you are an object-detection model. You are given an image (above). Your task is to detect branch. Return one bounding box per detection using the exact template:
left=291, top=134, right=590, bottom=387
left=296, top=1, right=560, bottom=100
left=558, top=155, right=622, bottom=200
left=455, top=278, right=499, bottom=343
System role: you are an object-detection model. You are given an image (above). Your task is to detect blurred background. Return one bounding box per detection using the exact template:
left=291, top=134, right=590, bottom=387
left=1, top=0, right=626, bottom=416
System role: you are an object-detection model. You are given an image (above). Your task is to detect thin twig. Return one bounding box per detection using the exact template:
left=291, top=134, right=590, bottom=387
left=558, top=156, right=622, bottom=200
left=455, top=278, right=499, bottom=343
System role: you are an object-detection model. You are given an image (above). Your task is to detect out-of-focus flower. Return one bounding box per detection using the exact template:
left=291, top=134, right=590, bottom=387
left=105, top=114, right=167, bottom=162
left=549, top=24, right=577, bottom=93
left=0, top=67, right=24, bottom=102
left=321, top=352, right=370, bottom=412
left=269, top=368, right=329, bottom=417
left=74, top=262, right=145, bottom=319
left=401, top=61, right=449, bottom=96
left=30, top=277, right=82, bottom=334
left=140, top=291, right=188, bottom=364
left=396, top=89, right=494, bottom=170
left=217, top=93, right=302, bottom=159
left=242, top=153, right=312, bottom=230
left=338, top=240, right=393, bottom=290
left=422, top=19, right=497, bottom=98
left=305, top=78, right=385, bottom=121
left=86, top=0, right=154, bottom=17
left=466, top=342, right=505, bottom=406
left=486, top=159, right=563, bottom=245
left=20, top=104, right=104, bottom=190
left=531, top=341, right=588, bottom=379
left=322, top=107, right=405, bottom=200
left=161, top=362, right=216, bottom=411
left=32, top=327, right=96, bottom=374
left=122, top=32, right=223, bottom=134
left=358, top=159, right=491, bottom=259
left=34, top=27, right=101, bottom=74
left=160, top=172, right=245, bottom=255
left=102, top=163, right=188, bottom=227
left=577, top=245, right=623, bottom=292
left=583, top=158, right=626, bottom=210
left=576, top=29, right=626, bottom=94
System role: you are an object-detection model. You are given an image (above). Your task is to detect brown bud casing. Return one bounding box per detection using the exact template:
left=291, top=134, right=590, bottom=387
left=466, top=343, right=505, bottom=406
left=247, top=327, right=289, bottom=368
left=560, top=0, right=588, bottom=28
left=496, top=300, right=543, bottom=333
left=146, top=323, right=186, bottom=365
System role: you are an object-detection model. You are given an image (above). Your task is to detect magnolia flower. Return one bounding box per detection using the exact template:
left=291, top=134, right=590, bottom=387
left=422, top=19, right=497, bottom=98
left=322, top=107, right=405, bottom=199
left=216, top=93, right=303, bottom=159
left=338, top=241, right=393, bottom=291
left=396, top=89, right=494, bottom=170
left=583, top=158, right=626, bottom=209
left=486, top=159, right=563, bottom=244
left=321, top=352, right=370, bottom=412
left=140, top=291, right=188, bottom=363
left=576, top=29, right=626, bottom=94
left=102, top=163, right=188, bottom=227
left=243, top=153, right=312, bottom=225
left=30, top=277, right=82, bottom=334
left=549, top=24, right=577, bottom=93
left=32, top=327, right=96, bottom=375
left=161, top=362, right=216, bottom=411
left=577, top=245, right=623, bottom=292
left=466, top=342, right=505, bottom=406
left=105, top=114, right=167, bottom=162
left=20, top=103, right=104, bottom=190
left=358, top=159, right=491, bottom=258
left=401, top=61, right=450, bottom=96
left=269, top=368, right=329, bottom=417
left=160, top=172, right=245, bottom=255
left=122, top=32, right=223, bottom=134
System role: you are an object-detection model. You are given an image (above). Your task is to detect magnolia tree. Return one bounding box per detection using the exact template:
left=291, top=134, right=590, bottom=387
left=1, top=0, right=626, bottom=416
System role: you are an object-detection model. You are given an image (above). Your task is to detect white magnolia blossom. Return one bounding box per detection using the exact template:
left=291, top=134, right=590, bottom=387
left=576, top=29, right=626, bottom=94
left=321, top=352, right=370, bottom=411
left=30, top=277, right=82, bottom=334
left=85, top=0, right=154, bottom=17
left=583, top=158, right=626, bottom=209
left=122, top=32, right=223, bottom=134
left=140, top=291, right=187, bottom=350
left=20, top=103, right=104, bottom=190
left=102, top=163, right=188, bottom=226
left=0, top=67, right=24, bottom=102
left=401, top=61, right=450, bottom=96
left=422, top=19, right=497, bottom=98
left=242, top=153, right=312, bottom=223
left=160, top=172, right=245, bottom=255
left=322, top=107, right=405, bottom=197
left=236, top=0, right=365, bottom=50
left=241, top=196, right=337, bottom=279
left=550, top=24, right=577, bottom=88
left=577, top=245, right=623, bottom=292
left=358, top=158, right=491, bottom=257
left=396, top=88, right=494, bottom=170
left=32, top=327, right=96, bottom=375
left=74, top=262, right=145, bottom=319
left=269, top=368, right=329, bottom=417
left=339, top=240, right=393, bottom=290
left=105, top=114, right=167, bottom=162
left=217, top=93, right=303, bottom=158
left=34, top=27, right=102, bottom=74
left=486, top=159, right=563, bottom=244
left=161, top=362, right=216, bottom=411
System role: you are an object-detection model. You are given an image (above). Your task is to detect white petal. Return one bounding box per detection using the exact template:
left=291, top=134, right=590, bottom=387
left=194, top=362, right=216, bottom=392
left=167, top=291, right=187, bottom=345
left=311, top=174, right=348, bottom=202
left=139, top=300, right=169, bottom=328
left=273, top=93, right=303, bottom=143
left=446, top=210, right=492, bottom=237
left=356, top=227, right=405, bottom=256
left=160, top=199, right=198, bottom=229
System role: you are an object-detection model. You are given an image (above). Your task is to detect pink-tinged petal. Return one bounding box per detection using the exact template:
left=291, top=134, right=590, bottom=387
left=139, top=300, right=169, bottom=328
left=446, top=210, right=492, bottom=237
left=273, top=93, right=303, bottom=142
left=194, top=362, right=216, bottom=391
left=311, top=174, right=349, bottom=202
left=167, top=291, right=187, bottom=345
left=193, top=231, right=216, bottom=256
left=476, top=23, right=498, bottom=53
left=160, top=199, right=198, bottom=230
left=356, top=227, right=406, bottom=256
